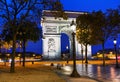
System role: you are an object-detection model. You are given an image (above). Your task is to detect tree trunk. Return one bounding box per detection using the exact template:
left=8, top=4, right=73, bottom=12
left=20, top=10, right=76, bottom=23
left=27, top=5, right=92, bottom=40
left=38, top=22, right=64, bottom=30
left=10, top=34, right=16, bottom=73
left=81, top=44, right=83, bottom=63
left=102, top=42, right=105, bottom=66
left=0, top=39, right=1, bottom=53
left=22, top=39, right=26, bottom=67
left=85, top=44, right=88, bottom=64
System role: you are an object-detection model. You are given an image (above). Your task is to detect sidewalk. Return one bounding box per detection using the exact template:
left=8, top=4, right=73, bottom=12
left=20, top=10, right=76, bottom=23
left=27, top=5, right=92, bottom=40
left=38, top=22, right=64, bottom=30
left=54, top=67, right=99, bottom=82
left=0, top=62, right=99, bottom=82
left=0, top=64, right=65, bottom=82
left=64, top=77, right=99, bottom=82
left=58, top=74, right=99, bottom=82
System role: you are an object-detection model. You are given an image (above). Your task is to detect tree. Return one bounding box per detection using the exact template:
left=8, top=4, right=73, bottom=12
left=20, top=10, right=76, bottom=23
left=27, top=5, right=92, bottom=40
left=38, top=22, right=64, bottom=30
left=76, top=11, right=106, bottom=64
left=93, top=9, right=120, bottom=66
left=0, top=0, right=65, bottom=73
left=2, top=19, right=41, bottom=67
left=76, top=9, right=120, bottom=65
left=17, top=20, right=41, bottom=67
left=89, top=10, right=120, bottom=66
left=76, top=13, right=93, bottom=64
left=106, top=8, right=120, bottom=38
left=91, top=11, right=106, bottom=66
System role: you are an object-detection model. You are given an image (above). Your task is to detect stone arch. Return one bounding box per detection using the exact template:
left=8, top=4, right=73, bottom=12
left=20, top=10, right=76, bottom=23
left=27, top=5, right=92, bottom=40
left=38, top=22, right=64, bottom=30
left=41, top=10, right=92, bottom=60
left=60, top=25, right=74, bottom=58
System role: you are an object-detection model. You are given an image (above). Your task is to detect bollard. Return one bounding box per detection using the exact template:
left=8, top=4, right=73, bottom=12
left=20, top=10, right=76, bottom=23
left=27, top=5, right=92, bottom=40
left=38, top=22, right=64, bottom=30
left=50, top=63, right=54, bottom=66
left=32, top=61, right=34, bottom=64
left=57, top=63, right=61, bottom=69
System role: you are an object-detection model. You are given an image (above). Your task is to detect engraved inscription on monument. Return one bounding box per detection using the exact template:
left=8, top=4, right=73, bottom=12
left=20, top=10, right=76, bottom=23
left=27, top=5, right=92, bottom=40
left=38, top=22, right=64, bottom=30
left=45, top=26, right=57, bottom=33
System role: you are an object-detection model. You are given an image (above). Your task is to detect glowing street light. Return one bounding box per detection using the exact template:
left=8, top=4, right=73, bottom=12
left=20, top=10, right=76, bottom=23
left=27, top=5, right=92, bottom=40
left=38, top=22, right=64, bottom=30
left=113, top=38, right=119, bottom=68
left=66, top=46, right=68, bottom=50
left=70, top=20, right=80, bottom=77
left=66, top=46, right=69, bottom=63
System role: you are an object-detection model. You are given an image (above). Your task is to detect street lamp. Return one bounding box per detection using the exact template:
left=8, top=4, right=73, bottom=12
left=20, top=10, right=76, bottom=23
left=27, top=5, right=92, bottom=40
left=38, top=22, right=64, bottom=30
left=113, top=38, right=119, bottom=68
left=70, top=20, right=80, bottom=77
left=66, top=46, right=68, bottom=50
left=66, top=46, right=69, bottom=63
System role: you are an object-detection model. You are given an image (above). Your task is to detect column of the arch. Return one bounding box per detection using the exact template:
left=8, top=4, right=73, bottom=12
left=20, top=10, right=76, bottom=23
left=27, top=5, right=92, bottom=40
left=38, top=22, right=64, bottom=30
left=55, top=35, right=61, bottom=60
left=70, top=37, right=73, bottom=59
left=70, top=33, right=82, bottom=60
left=75, top=40, right=84, bottom=59
left=75, top=35, right=78, bottom=58
left=67, top=33, right=73, bottom=59
left=41, top=22, right=48, bottom=60
left=76, top=40, right=79, bottom=58
left=42, top=36, right=49, bottom=60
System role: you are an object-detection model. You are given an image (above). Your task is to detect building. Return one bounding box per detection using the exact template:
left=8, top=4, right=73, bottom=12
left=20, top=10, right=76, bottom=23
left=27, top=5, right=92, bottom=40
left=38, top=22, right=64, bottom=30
left=41, top=10, right=92, bottom=60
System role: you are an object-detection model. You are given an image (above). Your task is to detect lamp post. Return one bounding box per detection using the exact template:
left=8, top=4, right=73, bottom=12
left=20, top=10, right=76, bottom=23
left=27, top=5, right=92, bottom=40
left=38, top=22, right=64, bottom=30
left=113, top=38, right=119, bottom=68
left=66, top=46, right=69, bottom=63
left=70, top=20, right=80, bottom=77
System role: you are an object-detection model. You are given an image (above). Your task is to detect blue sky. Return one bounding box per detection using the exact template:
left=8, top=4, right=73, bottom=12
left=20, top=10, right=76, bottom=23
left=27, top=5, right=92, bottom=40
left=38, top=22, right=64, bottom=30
left=60, top=0, right=120, bottom=12
left=26, top=0, right=120, bottom=54
left=60, top=0, right=120, bottom=54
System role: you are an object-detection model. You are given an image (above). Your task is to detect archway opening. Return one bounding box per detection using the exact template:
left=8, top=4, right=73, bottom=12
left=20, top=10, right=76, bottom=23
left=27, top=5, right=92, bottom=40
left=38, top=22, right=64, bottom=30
left=61, top=33, right=70, bottom=59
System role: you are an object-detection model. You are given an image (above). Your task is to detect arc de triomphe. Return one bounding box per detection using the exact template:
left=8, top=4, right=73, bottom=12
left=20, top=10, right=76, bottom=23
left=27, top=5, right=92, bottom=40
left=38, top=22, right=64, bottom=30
left=41, top=10, right=91, bottom=60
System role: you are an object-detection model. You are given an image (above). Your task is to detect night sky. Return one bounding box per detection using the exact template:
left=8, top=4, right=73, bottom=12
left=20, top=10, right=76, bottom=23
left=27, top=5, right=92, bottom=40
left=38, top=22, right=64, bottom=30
left=60, top=0, right=120, bottom=12
left=60, top=0, right=120, bottom=54
left=26, top=0, right=120, bottom=55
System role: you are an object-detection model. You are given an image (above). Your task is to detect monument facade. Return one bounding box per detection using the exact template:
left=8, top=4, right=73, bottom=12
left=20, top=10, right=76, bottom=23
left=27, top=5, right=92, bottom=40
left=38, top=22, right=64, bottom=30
left=41, top=10, right=91, bottom=60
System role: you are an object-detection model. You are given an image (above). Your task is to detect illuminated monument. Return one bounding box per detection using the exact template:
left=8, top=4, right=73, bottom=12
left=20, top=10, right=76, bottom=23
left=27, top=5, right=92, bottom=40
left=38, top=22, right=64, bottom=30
left=41, top=10, right=91, bottom=60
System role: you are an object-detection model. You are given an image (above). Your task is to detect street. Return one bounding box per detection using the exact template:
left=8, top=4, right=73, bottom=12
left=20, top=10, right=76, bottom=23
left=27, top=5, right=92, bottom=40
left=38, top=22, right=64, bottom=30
left=60, top=64, right=120, bottom=82
left=0, top=60, right=120, bottom=82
